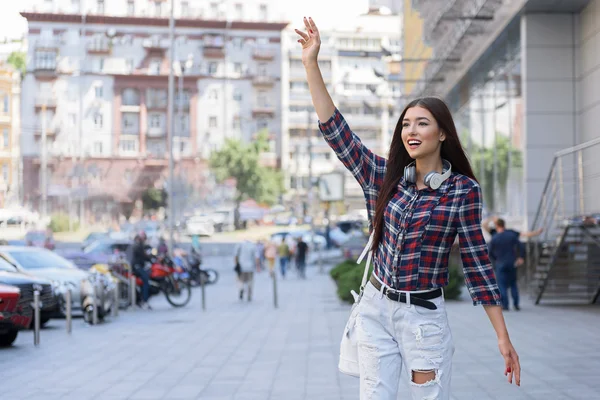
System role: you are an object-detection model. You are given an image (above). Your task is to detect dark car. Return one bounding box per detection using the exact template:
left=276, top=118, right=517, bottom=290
left=0, top=284, right=30, bottom=346
left=61, top=239, right=132, bottom=270
left=0, top=258, right=57, bottom=326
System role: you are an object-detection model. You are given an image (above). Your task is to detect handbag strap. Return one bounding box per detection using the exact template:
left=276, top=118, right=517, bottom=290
left=356, top=232, right=375, bottom=290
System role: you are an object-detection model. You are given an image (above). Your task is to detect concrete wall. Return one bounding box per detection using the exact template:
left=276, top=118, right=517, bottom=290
left=579, top=0, right=600, bottom=214
left=521, top=13, right=579, bottom=225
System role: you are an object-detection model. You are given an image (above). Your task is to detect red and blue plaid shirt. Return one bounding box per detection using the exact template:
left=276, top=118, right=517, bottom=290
left=319, top=108, right=501, bottom=306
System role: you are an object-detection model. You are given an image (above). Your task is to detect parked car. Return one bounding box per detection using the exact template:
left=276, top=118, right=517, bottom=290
left=0, top=284, right=27, bottom=346
left=186, top=215, right=215, bottom=237
left=81, top=232, right=108, bottom=250
left=0, top=246, right=90, bottom=318
left=25, top=230, right=55, bottom=250
left=0, top=258, right=55, bottom=328
left=63, top=239, right=132, bottom=270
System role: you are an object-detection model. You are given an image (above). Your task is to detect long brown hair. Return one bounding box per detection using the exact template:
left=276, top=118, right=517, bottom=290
left=371, top=97, right=477, bottom=251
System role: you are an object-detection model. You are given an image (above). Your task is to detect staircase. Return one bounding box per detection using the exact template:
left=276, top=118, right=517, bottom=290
left=527, top=138, right=600, bottom=305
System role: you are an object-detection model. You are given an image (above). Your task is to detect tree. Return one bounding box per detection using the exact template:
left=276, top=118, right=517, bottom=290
left=209, top=130, right=284, bottom=229
left=141, top=187, right=167, bottom=211
left=7, top=52, right=26, bottom=77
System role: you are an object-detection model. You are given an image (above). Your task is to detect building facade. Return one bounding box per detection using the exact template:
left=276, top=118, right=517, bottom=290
left=21, top=0, right=286, bottom=221
left=282, top=8, right=402, bottom=213
left=0, top=66, right=21, bottom=208
left=409, top=0, right=600, bottom=231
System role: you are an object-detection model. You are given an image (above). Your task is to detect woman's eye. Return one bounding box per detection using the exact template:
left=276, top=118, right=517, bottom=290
left=402, top=123, right=409, bottom=128
left=419, top=122, right=428, bottom=126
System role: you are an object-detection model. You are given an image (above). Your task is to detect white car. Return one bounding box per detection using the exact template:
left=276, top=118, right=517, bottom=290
left=186, top=215, right=215, bottom=237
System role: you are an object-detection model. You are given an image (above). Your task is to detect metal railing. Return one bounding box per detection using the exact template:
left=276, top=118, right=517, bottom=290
left=530, top=137, right=600, bottom=239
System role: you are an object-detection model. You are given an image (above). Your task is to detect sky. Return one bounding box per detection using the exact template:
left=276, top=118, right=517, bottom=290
left=0, top=0, right=372, bottom=41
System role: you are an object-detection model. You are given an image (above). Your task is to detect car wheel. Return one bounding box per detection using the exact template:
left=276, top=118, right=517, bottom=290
left=0, top=330, right=18, bottom=347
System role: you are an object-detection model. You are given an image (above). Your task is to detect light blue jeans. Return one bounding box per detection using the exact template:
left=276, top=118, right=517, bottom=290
left=356, top=280, right=455, bottom=399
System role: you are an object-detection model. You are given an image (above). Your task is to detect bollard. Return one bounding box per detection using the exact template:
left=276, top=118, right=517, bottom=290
left=318, top=248, right=324, bottom=274
left=33, top=290, right=40, bottom=346
left=112, top=282, right=119, bottom=317
left=92, top=283, right=99, bottom=325
left=65, top=289, right=72, bottom=334
left=201, top=274, right=206, bottom=311
left=129, top=275, right=136, bottom=309
left=272, top=271, right=278, bottom=309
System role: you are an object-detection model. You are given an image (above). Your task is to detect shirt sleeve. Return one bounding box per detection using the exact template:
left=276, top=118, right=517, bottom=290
left=318, top=108, right=386, bottom=190
left=456, top=185, right=502, bottom=306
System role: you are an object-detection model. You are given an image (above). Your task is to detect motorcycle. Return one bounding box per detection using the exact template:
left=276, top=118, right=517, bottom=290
left=82, top=269, right=116, bottom=325
left=175, top=247, right=219, bottom=287
left=128, top=254, right=192, bottom=308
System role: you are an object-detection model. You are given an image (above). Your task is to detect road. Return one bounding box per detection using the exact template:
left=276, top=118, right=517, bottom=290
left=1, top=243, right=600, bottom=399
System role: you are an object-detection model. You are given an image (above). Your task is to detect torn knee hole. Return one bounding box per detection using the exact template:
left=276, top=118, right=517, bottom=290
left=411, top=369, right=436, bottom=385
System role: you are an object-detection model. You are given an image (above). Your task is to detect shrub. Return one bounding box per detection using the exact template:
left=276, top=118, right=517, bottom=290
left=444, top=260, right=464, bottom=300
left=49, top=213, right=79, bottom=232
left=330, top=259, right=373, bottom=304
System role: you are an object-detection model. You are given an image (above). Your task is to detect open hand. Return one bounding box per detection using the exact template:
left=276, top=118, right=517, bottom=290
left=498, top=338, right=521, bottom=386
left=295, top=17, right=321, bottom=66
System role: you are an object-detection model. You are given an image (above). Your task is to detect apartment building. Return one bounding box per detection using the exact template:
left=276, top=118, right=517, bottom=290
left=21, top=0, right=286, bottom=220
left=282, top=7, right=402, bottom=211
left=0, top=66, right=21, bottom=208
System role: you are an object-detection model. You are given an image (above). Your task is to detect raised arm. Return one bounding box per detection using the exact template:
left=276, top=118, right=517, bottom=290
left=295, top=18, right=386, bottom=190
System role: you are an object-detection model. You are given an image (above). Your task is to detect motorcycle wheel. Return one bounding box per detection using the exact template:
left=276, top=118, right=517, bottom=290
left=203, top=269, right=219, bottom=285
left=165, top=278, right=192, bottom=307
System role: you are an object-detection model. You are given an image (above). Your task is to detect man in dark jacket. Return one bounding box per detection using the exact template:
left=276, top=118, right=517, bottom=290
left=489, top=219, right=525, bottom=311
left=131, top=232, right=152, bottom=309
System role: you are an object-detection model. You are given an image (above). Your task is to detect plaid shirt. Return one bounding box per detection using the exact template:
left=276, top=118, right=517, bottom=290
left=319, top=108, right=501, bottom=306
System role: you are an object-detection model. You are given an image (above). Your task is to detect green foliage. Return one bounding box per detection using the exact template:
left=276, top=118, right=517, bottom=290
left=49, top=213, right=79, bottom=232
left=209, top=129, right=284, bottom=207
left=329, top=259, right=373, bottom=304
left=141, top=188, right=167, bottom=211
left=7, top=52, right=26, bottom=77
left=468, top=135, right=523, bottom=211
left=444, top=260, right=464, bottom=301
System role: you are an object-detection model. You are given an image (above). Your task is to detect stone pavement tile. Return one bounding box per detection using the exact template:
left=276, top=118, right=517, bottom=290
left=162, top=384, right=206, bottom=399
left=199, top=382, right=241, bottom=397
left=95, top=381, right=144, bottom=398
left=128, top=387, right=170, bottom=400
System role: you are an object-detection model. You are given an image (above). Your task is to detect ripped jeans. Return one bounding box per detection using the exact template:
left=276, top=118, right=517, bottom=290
left=356, top=280, right=454, bottom=399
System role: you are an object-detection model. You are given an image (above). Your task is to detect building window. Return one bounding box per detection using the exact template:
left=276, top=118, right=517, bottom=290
left=122, top=88, right=140, bottom=106
left=120, top=138, right=138, bottom=153
left=1, top=164, right=7, bottom=183
left=69, top=113, right=77, bottom=127
left=148, top=58, right=161, bottom=75
left=257, top=118, right=268, bottom=131
left=127, top=0, right=134, bottom=15
left=94, top=85, right=103, bottom=99
left=149, top=113, right=162, bottom=128
left=209, top=116, right=217, bottom=128
left=154, top=1, right=162, bottom=16
left=97, top=0, right=104, bottom=14
left=259, top=4, right=268, bottom=21
left=94, top=113, right=103, bottom=129
left=93, top=142, right=103, bottom=154
left=234, top=62, right=242, bottom=75
left=232, top=116, right=241, bottom=129
left=122, top=113, right=139, bottom=133
left=232, top=37, right=243, bottom=50
left=126, top=59, right=134, bottom=73
left=208, top=62, right=218, bottom=75
left=258, top=63, right=267, bottom=76
left=181, top=1, right=189, bottom=15
left=234, top=4, right=243, bottom=19
left=233, top=89, right=242, bottom=101
left=210, top=2, right=219, bottom=18
left=257, top=91, right=268, bottom=107
left=208, top=89, right=218, bottom=101
left=2, top=129, right=8, bottom=148
left=2, top=95, right=8, bottom=113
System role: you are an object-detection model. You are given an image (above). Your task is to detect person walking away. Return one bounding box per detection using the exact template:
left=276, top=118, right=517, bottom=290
left=131, top=231, right=152, bottom=309
left=295, top=236, right=309, bottom=279
left=235, top=240, right=258, bottom=301
left=489, top=218, right=525, bottom=311
left=295, top=16, right=520, bottom=399
left=277, top=236, right=291, bottom=278
left=255, top=240, right=265, bottom=272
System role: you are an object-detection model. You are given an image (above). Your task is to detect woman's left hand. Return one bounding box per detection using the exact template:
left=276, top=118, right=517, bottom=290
left=498, top=338, right=521, bottom=386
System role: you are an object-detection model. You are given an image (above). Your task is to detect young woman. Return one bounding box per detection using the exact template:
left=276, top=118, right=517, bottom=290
left=295, top=17, right=521, bottom=399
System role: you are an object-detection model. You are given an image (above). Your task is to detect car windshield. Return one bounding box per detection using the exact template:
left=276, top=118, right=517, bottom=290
left=83, top=241, right=111, bottom=255
left=0, top=257, right=18, bottom=272
left=7, top=250, right=77, bottom=270
left=26, top=232, right=46, bottom=241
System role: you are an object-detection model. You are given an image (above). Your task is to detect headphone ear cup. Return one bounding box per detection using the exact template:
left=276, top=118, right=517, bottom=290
left=428, top=174, right=443, bottom=190
left=405, top=165, right=415, bottom=183
left=423, top=171, right=434, bottom=187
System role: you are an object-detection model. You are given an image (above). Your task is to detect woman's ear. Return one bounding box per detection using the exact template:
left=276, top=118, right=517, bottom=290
left=440, top=131, right=446, bottom=142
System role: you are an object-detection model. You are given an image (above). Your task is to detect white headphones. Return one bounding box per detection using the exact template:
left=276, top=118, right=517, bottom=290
left=403, top=159, right=452, bottom=190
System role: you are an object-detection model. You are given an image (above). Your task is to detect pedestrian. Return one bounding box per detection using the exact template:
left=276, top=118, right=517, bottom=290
left=489, top=218, right=525, bottom=311
left=255, top=240, right=265, bottom=272
left=235, top=240, right=258, bottom=302
left=483, top=215, right=543, bottom=239
left=296, top=17, right=521, bottom=399
left=277, top=235, right=291, bottom=278
left=295, top=236, right=309, bottom=279
left=264, top=239, right=277, bottom=277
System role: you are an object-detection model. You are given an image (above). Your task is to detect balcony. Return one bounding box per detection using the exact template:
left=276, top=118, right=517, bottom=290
left=87, top=40, right=111, bottom=55
left=34, top=126, right=59, bottom=140
left=252, top=75, right=276, bottom=87
left=143, top=37, right=169, bottom=52
left=33, top=58, right=57, bottom=77
left=146, top=128, right=167, bottom=138
left=34, top=96, right=57, bottom=110
left=252, top=106, right=276, bottom=118
left=203, top=46, right=225, bottom=59
left=253, top=48, right=276, bottom=61
left=35, top=39, right=61, bottom=51
left=118, top=136, right=139, bottom=156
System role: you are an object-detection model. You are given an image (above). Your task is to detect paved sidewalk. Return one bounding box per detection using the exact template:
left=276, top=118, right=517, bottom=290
left=1, top=261, right=599, bottom=400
